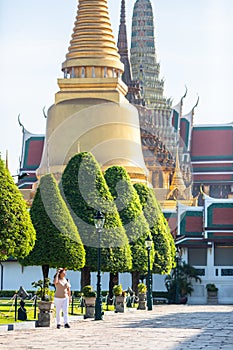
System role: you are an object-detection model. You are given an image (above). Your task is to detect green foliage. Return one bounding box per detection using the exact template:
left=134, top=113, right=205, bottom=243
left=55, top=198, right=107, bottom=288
left=60, top=152, right=132, bottom=273
left=206, top=283, right=218, bottom=292
left=20, top=173, right=85, bottom=270
left=134, top=184, right=175, bottom=274
left=31, top=278, right=54, bottom=301
left=112, top=284, right=123, bottom=296
left=138, top=282, right=147, bottom=293
left=165, top=262, right=202, bottom=303
left=0, top=157, right=36, bottom=261
left=104, top=166, right=151, bottom=273
left=82, top=285, right=96, bottom=297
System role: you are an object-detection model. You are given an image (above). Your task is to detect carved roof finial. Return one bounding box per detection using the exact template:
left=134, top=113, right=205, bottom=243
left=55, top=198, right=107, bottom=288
left=18, top=114, right=25, bottom=131
left=43, top=106, right=47, bottom=119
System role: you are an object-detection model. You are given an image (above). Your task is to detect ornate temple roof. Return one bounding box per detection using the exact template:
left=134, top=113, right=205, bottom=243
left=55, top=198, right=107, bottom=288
left=15, top=1, right=233, bottom=250
left=173, top=196, right=233, bottom=247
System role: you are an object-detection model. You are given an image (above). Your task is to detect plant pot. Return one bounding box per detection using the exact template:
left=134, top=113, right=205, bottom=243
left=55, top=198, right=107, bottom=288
left=207, top=290, right=218, bottom=304
left=84, top=297, right=96, bottom=318
left=115, top=295, right=126, bottom=313
left=37, top=301, right=54, bottom=327
left=38, top=301, right=54, bottom=311
left=137, top=293, right=146, bottom=310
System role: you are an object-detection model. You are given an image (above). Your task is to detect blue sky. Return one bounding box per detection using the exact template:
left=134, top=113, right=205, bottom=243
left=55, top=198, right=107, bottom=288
left=0, top=0, right=233, bottom=174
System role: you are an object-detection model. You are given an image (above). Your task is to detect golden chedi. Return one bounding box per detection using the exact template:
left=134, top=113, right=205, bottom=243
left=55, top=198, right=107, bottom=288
left=37, top=0, right=147, bottom=183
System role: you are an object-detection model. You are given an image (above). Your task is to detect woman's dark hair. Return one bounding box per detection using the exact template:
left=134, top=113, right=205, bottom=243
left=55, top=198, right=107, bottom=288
left=53, top=268, right=66, bottom=279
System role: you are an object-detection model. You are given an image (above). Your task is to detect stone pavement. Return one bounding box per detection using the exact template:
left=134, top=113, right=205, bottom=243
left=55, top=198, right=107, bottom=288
left=0, top=305, right=233, bottom=350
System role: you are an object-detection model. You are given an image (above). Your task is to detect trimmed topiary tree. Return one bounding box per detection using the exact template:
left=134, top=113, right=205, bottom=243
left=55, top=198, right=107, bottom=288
left=0, top=156, right=36, bottom=261
left=134, top=183, right=175, bottom=274
left=60, top=152, right=132, bottom=289
left=104, top=165, right=153, bottom=294
left=20, top=173, right=85, bottom=281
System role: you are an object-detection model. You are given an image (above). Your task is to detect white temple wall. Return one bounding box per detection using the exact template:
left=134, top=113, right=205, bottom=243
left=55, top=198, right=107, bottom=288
left=0, top=261, right=166, bottom=293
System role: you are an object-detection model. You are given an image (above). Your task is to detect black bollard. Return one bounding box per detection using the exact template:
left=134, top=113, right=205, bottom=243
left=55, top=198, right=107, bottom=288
left=34, top=295, right=37, bottom=319
left=80, top=296, right=85, bottom=314
left=18, top=299, right=27, bottom=321
left=106, top=294, right=109, bottom=311
left=14, top=294, right=18, bottom=322
left=71, top=292, right=74, bottom=315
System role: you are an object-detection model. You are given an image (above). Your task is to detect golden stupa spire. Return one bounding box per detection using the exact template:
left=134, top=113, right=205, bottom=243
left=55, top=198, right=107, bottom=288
left=37, top=0, right=147, bottom=183
left=65, top=0, right=122, bottom=69
left=56, top=0, right=127, bottom=104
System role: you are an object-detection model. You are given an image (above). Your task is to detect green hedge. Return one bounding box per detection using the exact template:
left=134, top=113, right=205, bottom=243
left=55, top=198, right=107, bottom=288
left=0, top=290, right=36, bottom=298
left=152, top=291, right=169, bottom=298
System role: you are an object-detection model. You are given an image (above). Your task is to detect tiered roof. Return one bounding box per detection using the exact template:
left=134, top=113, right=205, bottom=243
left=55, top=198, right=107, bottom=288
left=191, top=124, right=233, bottom=184
left=170, top=195, right=233, bottom=248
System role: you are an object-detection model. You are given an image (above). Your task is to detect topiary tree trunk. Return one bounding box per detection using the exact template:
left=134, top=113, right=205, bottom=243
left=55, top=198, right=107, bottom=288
left=132, top=271, right=140, bottom=296
left=108, top=272, right=119, bottom=304
left=81, top=266, right=91, bottom=291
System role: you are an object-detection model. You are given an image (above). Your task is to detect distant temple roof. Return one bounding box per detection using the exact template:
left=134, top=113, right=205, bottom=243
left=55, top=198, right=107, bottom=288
left=191, top=124, right=233, bottom=184
left=18, top=127, right=44, bottom=189
left=172, top=196, right=233, bottom=248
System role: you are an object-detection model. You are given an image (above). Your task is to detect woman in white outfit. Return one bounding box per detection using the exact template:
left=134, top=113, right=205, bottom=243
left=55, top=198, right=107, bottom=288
left=53, top=268, right=71, bottom=329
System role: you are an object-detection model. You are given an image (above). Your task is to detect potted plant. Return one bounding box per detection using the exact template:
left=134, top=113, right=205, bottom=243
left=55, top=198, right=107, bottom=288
left=165, top=262, right=202, bottom=304
left=31, top=278, right=55, bottom=327
left=206, top=283, right=218, bottom=304
left=138, top=282, right=147, bottom=294
left=206, top=283, right=218, bottom=292
left=32, top=278, right=54, bottom=302
left=113, top=284, right=126, bottom=313
left=137, top=283, right=147, bottom=310
left=113, top=284, right=123, bottom=296
left=82, top=285, right=96, bottom=318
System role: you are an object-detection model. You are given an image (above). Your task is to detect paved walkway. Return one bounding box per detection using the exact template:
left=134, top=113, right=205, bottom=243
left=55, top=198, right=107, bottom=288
left=0, top=305, right=233, bottom=349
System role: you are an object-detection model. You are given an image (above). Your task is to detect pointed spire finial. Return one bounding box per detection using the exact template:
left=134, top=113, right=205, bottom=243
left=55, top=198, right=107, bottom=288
left=167, top=147, right=187, bottom=199
left=120, top=0, right=126, bottom=25
left=117, top=0, right=132, bottom=85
